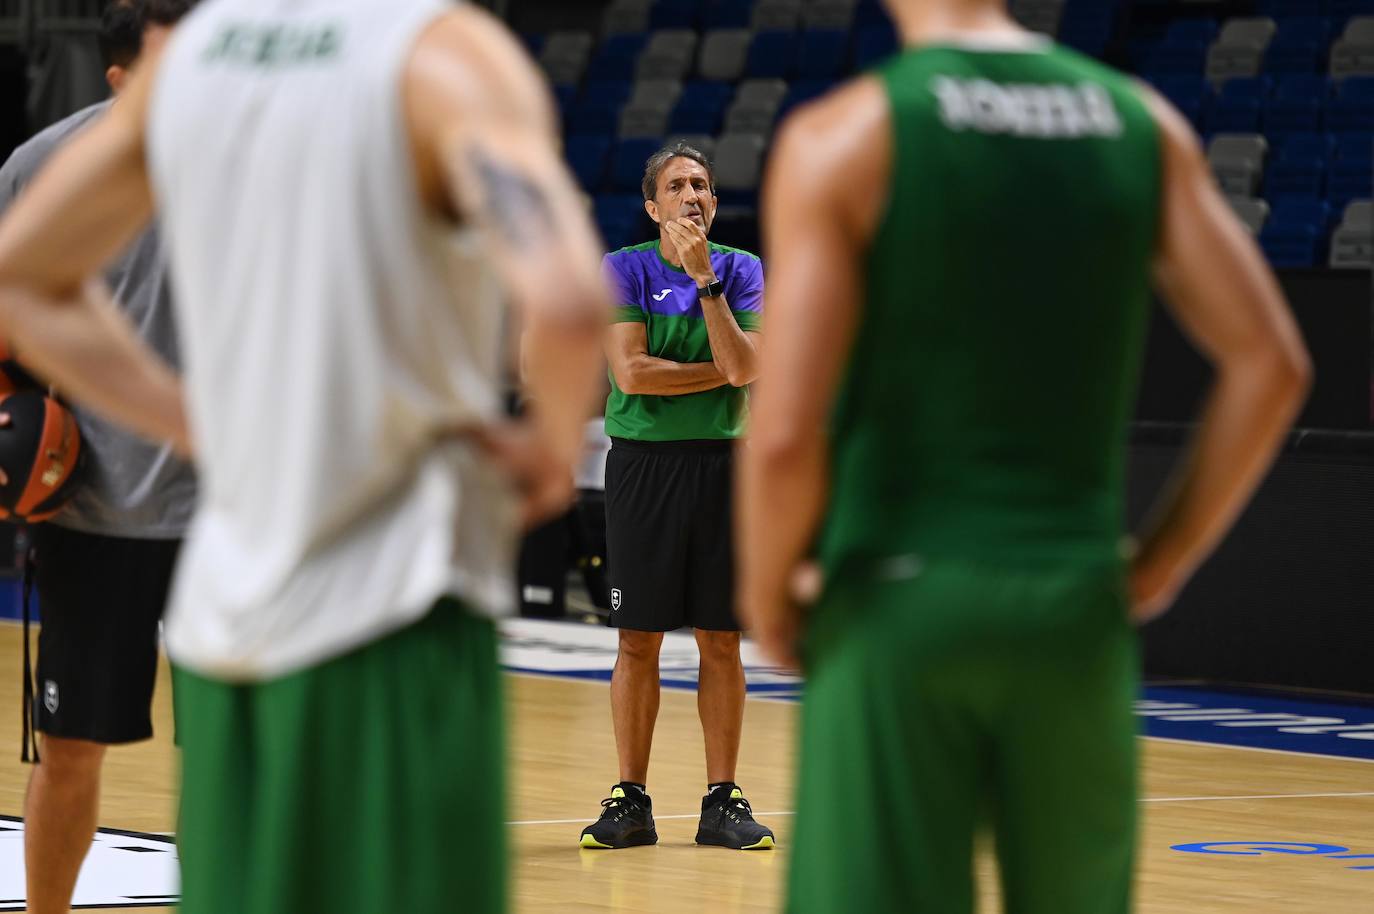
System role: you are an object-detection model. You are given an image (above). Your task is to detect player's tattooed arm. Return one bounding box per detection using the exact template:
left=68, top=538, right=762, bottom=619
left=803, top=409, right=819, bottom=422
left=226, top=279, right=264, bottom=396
left=405, top=6, right=610, bottom=492
left=463, top=146, right=556, bottom=250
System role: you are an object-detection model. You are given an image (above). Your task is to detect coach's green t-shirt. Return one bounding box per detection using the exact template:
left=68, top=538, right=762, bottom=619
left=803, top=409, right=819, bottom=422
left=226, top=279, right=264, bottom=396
left=603, top=240, right=764, bottom=441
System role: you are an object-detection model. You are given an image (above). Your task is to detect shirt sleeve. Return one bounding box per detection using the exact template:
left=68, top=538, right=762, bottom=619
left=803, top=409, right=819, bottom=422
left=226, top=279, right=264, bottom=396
left=727, top=255, right=763, bottom=332
left=0, top=149, right=28, bottom=215
left=603, top=253, right=646, bottom=324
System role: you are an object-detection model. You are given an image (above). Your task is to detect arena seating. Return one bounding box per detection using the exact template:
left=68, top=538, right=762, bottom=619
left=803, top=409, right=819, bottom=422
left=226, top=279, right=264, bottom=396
left=536, top=0, right=1373, bottom=268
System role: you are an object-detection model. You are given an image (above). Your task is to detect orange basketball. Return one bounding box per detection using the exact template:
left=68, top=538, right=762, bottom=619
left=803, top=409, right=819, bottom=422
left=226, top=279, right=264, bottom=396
left=0, top=390, right=86, bottom=523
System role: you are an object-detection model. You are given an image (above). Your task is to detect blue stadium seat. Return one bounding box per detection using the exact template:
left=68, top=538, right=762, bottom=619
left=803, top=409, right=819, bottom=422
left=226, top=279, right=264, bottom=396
left=854, top=23, right=898, bottom=69
left=1265, top=75, right=1329, bottom=135
left=1147, top=74, right=1210, bottom=128
left=1267, top=154, right=1327, bottom=197
left=1326, top=77, right=1374, bottom=133
left=776, top=80, right=834, bottom=122
left=855, top=0, right=890, bottom=28
left=586, top=34, right=651, bottom=82
left=1260, top=221, right=1323, bottom=266
left=667, top=80, right=733, bottom=134
left=566, top=136, right=613, bottom=191
left=1271, top=195, right=1334, bottom=228
left=1259, top=0, right=1331, bottom=15
left=650, top=0, right=701, bottom=30
left=746, top=30, right=799, bottom=78
left=1265, top=18, right=1333, bottom=73
left=1058, top=0, right=1116, bottom=57
left=1211, top=78, right=1269, bottom=133
left=797, top=29, right=850, bottom=80
left=704, top=0, right=753, bottom=29
left=1276, top=131, right=1337, bottom=160
left=1331, top=0, right=1374, bottom=16
left=1141, top=29, right=1210, bottom=75
left=1328, top=133, right=1374, bottom=207
left=569, top=82, right=633, bottom=135
left=608, top=138, right=665, bottom=193
left=595, top=194, right=650, bottom=252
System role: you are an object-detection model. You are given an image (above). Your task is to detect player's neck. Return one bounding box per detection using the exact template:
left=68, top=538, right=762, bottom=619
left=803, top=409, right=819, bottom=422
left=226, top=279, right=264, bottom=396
left=657, top=230, right=685, bottom=268
left=888, top=1, right=1028, bottom=49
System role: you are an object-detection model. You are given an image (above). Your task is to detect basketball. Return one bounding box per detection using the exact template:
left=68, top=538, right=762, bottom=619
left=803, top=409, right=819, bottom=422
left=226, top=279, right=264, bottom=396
left=0, top=389, right=85, bottom=522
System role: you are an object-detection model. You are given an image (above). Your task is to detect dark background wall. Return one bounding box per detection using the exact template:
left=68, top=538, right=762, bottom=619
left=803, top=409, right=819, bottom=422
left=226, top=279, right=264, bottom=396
left=1129, top=429, right=1374, bottom=696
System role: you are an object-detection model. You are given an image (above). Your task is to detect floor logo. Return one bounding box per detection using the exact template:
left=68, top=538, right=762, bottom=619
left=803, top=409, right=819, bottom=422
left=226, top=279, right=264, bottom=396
left=1172, top=841, right=1374, bottom=871
left=0, top=816, right=179, bottom=909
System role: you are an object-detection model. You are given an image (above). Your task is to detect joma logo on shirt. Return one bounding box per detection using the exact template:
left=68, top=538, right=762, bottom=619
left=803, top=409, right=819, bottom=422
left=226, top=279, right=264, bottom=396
left=931, top=76, right=1123, bottom=139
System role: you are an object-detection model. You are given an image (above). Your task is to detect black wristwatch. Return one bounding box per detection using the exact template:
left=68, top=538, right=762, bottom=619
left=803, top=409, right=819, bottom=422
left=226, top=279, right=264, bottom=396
left=696, top=278, right=725, bottom=299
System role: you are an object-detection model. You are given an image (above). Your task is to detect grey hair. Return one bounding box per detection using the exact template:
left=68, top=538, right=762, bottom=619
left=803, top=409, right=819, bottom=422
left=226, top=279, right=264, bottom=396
left=640, top=142, right=716, bottom=202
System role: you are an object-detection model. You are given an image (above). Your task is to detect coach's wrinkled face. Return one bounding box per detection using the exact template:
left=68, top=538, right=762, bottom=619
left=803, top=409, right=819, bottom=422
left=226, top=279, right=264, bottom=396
left=645, top=157, right=717, bottom=234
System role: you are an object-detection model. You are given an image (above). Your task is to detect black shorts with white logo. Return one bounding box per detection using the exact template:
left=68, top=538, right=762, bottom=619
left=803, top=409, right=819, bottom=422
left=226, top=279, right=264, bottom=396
left=31, top=523, right=180, bottom=744
left=604, top=437, right=740, bottom=633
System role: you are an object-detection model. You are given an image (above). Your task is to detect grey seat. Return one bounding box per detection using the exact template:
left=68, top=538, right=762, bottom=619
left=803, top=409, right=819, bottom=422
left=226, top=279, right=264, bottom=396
left=619, top=80, right=683, bottom=138
left=1207, top=133, right=1268, bottom=196
left=601, top=0, right=652, bottom=36
left=723, top=79, right=788, bottom=135
left=1226, top=196, right=1270, bottom=236
left=665, top=134, right=718, bottom=163
left=1329, top=200, right=1373, bottom=268
left=802, top=0, right=858, bottom=30
left=698, top=29, right=753, bottom=82
left=636, top=30, right=698, bottom=81
left=627, top=79, right=684, bottom=110
left=752, top=0, right=802, bottom=31
left=1331, top=17, right=1374, bottom=80
left=714, top=133, right=768, bottom=192
left=1206, top=17, right=1276, bottom=84
left=619, top=105, right=672, bottom=139
left=1011, top=0, right=1065, bottom=36
left=539, top=31, right=593, bottom=85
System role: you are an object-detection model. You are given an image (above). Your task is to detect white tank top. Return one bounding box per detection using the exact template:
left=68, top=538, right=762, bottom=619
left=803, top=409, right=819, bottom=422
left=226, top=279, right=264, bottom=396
left=148, top=0, right=516, bottom=680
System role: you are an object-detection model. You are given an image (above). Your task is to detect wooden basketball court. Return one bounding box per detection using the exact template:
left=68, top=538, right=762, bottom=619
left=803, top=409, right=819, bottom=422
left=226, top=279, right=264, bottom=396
left=0, top=618, right=1371, bottom=912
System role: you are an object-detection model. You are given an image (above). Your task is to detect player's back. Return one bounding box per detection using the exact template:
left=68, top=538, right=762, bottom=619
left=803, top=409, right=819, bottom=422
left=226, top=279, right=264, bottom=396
left=821, top=40, right=1160, bottom=576
left=147, top=0, right=514, bottom=678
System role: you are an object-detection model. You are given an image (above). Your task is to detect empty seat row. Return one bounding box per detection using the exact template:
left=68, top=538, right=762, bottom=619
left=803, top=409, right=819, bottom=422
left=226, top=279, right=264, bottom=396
left=600, top=0, right=868, bottom=36
left=1228, top=195, right=1371, bottom=267
left=570, top=132, right=769, bottom=196
left=539, top=24, right=898, bottom=86
left=1208, top=132, right=1372, bottom=205
left=1140, top=14, right=1374, bottom=82
left=1149, top=74, right=1374, bottom=135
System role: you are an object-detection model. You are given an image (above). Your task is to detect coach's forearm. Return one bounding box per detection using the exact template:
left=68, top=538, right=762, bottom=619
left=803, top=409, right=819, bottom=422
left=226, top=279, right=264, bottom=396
left=700, top=295, right=758, bottom=387
left=616, top=355, right=728, bottom=396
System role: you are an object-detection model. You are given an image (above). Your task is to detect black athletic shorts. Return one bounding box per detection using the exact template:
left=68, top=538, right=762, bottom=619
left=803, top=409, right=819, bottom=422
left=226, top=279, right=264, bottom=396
left=31, top=524, right=180, bottom=744
left=604, top=437, right=739, bottom=632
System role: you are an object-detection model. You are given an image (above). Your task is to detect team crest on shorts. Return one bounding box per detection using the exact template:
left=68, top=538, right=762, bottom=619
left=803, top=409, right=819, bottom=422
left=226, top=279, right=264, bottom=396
left=611, top=588, right=622, bottom=611
left=43, top=680, right=58, bottom=714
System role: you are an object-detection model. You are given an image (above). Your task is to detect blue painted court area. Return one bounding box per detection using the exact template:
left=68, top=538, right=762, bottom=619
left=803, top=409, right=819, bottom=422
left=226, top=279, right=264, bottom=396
left=501, top=619, right=1374, bottom=763
left=1139, top=685, right=1374, bottom=761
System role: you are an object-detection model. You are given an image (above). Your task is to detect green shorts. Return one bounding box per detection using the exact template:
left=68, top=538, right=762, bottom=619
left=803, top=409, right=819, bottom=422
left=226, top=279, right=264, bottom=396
left=173, top=598, right=505, bottom=914
left=788, top=558, right=1139, bottom=914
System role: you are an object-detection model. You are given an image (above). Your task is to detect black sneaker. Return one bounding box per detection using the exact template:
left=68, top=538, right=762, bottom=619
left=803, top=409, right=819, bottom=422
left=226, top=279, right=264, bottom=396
left=579, top=784, right=659, bottom=849
left=695, top=784, right=775, bottom=850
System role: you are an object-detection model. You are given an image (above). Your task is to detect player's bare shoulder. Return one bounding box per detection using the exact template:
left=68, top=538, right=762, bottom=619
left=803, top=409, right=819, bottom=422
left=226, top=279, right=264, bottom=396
left=769, top=75, right=891, bottom=242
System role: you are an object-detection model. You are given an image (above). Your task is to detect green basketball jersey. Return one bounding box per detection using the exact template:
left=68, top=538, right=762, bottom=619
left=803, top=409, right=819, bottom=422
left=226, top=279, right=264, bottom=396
left=820, top=42, right=1162, bottom=577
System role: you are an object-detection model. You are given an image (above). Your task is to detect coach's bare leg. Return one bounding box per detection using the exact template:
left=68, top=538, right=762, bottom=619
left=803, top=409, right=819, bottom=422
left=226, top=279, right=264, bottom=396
left=612, top=630, right=665, bottom=784
left=25, top=736, right=106, bottom=914
left=695, top=629, right=745, bottom=784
